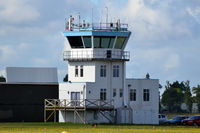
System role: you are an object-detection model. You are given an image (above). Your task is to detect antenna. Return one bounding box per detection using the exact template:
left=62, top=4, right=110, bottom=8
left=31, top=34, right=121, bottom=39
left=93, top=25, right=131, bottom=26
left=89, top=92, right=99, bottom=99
left=105, top=6, right=108, bottom=28
left=92, top=8, right=93, bottom=28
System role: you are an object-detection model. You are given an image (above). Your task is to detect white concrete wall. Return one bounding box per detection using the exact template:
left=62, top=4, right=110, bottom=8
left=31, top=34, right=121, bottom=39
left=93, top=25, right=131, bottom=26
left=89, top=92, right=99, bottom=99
left=126, top=79, right=159, bottom=124
left=5, top=67, right=58, bottom=83
left=68, top=61, right=96, bottom=82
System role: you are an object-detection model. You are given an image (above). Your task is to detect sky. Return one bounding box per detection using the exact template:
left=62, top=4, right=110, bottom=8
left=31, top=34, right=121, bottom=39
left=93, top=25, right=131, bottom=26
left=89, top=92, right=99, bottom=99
left=0, top=0, right=200, bottom=94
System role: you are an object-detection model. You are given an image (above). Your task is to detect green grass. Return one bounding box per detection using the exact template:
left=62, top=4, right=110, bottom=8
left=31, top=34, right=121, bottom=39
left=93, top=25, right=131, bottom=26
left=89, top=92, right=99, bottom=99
left=0, top=123, right=199, bottom=133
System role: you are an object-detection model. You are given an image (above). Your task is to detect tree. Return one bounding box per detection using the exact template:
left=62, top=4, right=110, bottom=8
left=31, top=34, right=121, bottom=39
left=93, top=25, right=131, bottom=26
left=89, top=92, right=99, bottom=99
left=161, top=81, right=186, bottom=113
left=0, top=76, right=6, bottom=82
left=162, top=87, right=183, bottom=113
left=145, top=73, right=150, bottom=79
left=63, top=74, right=68, bottom=82
left=184, top=80, right=193, bottom=113
left=193, top=85, right=200, bottom=112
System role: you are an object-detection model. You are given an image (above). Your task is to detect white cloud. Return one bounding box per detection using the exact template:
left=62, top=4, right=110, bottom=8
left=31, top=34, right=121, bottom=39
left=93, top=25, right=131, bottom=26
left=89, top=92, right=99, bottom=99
left=187, top=7, right=200, bottom=24
left=0, top=0, right=40, bottom=23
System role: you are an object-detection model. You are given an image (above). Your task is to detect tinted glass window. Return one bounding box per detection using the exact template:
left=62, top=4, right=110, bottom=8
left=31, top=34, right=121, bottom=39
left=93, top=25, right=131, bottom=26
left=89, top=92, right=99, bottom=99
left=115, top=37, right=126, bottom=49
left=101, top=37, right=110, bottom=48
left=109, top=37, right=115, bottom=48
left=94, top=37, right=100, bottom=48
left=67, top=36, right=83, bottom=48
left=83, top=36, right=91, bottom=48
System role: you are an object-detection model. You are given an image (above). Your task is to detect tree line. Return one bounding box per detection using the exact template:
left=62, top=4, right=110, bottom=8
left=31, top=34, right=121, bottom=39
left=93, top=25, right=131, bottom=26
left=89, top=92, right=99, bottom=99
left=161, top=80, right=200, bottom=113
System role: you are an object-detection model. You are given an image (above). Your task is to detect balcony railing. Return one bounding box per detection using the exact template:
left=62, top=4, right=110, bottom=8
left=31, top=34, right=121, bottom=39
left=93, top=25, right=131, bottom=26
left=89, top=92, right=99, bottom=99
left=63, top=50, right=130, bottom=61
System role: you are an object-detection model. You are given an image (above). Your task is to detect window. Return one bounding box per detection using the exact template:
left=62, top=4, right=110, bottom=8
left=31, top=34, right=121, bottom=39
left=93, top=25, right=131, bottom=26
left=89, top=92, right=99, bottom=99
left=83, top=36, right=92, bottom=48
left=115, top=37, right=126, bottom=49
left=93, top=36, right=115, bottom=48
left=80, top=65, right=83, bottom=77
left=130, top=89, right=136, bottom=101
left=113, top=88, right=116, bottom=97
left=75, top=66, right=78, bottom=77
left=94, top=37, right=100, bottom=48
left=113, top=65, right=119, bottom=77
left=143, top=89, right=150, bottom=101
left=120, top=88, right=123, bottom=97
left=100, top=65, right=106, bottom=77
left=100, top=89, right=106, bottom=100
left=67, top=36, right=84, bottom=48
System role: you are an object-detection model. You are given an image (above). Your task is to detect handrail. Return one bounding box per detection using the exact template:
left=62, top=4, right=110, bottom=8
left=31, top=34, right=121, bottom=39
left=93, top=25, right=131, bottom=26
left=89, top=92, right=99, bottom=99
left=45, top=99, right=114, bottom=109
left=63, top=50, right=130, bottom=61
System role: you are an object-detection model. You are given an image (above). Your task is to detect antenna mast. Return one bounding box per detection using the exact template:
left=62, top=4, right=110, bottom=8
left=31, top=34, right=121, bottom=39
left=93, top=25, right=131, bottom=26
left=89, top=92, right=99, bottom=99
left=105, top=6, right=108, bottom=28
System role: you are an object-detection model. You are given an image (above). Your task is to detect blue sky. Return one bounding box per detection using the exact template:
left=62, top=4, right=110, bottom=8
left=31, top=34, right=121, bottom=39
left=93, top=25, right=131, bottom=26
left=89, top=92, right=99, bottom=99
left=0, top=0, right=200, bottom=93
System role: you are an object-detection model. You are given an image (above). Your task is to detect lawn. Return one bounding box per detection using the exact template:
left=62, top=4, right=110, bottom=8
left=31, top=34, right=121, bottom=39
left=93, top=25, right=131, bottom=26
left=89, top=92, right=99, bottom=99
left=0, top=123, right=199, bottom=133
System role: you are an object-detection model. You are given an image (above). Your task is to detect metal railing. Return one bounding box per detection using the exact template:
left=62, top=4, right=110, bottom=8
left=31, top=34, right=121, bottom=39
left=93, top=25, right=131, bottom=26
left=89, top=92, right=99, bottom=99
left=45, top=99, right=114, bottom=109
left=65, top=22, right=128, bottom=32
left=63, top=50, right=130, bottom=61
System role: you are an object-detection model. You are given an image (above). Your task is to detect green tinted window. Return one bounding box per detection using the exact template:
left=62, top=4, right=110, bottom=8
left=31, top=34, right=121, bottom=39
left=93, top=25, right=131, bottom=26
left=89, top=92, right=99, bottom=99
left=101, top=37, right=110, bottom=48
left=67, top=36, right=83, bottom=48
left=115, top=37, right=126, bottom=49
left=109, top=37, right=115, bottom=48
left=83, top=36, right=91, bottom=48
left=94, top=37, right=100, bottom=48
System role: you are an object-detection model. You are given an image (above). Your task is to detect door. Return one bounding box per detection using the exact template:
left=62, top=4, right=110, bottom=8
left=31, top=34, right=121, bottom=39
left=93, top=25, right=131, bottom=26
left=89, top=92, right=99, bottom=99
left=71, top=92, right=80, bottom=106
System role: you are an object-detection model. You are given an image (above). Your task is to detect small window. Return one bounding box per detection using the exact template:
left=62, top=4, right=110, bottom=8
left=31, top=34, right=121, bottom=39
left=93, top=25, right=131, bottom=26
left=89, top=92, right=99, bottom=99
left=113, top=88, right=116, bottom=97
left=113, top=65, right=119, bottom=77
left=75, top=66, right=78, bottom=77
left=120, top=88, right=123, bottom=97
left=94, top=37, right=100, bottom=48
left=83, top=36, right=92, bottom=48
left=67, top=36, right=84, bottom=48
left=143, top=89, right=150, bottom=101
left=108, top=37, right=115, bottom=48
left=100, top=65, right=106, bottom=77
left=100, top=89, right=106, bottom=100
left=130, top=89, right=136, bottom=101
left=101, top=37, right=110, bottom=48
left=80, top=65, right=83, bottom=77
left=115, top=37, right=126, bottom=49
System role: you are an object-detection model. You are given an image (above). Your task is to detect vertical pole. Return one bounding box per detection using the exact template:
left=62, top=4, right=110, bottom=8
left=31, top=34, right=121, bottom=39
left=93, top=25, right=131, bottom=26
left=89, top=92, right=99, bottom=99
left=105, top=6, right=108, bottom=28
left=44, top=100, right=46, bottom=122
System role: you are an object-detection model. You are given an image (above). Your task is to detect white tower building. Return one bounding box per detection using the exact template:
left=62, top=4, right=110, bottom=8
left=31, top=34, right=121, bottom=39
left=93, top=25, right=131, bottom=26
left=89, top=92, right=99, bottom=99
left=44, top=16, right=159, bottom=124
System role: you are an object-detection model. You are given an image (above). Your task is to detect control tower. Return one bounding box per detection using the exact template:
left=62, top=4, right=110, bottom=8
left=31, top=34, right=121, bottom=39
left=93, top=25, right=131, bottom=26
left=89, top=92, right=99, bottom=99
left=44, top=15, right=159, bottom=124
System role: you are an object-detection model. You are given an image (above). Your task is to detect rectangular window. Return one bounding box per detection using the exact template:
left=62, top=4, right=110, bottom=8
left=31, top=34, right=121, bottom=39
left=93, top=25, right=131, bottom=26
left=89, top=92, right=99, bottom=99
left=100, top=89, right=106, bottom=100
left=100, top=65, right=106, bottom=77
left=80, top=65, right=83, bottom=77
left=83, top=36, right=92, bottom=48
left=130, top=89, right=136, bottom=101
left=120, top=88, right=123, bottom=97
left=143, top=89, right=150, bottom=101
left=113, top=88, right=116, bottom=97
left=114, top=37, right=126, bottom=49
left=113, top=65, right=119, bottom=77
left=67, top=36, right=84, bottom=48
left=75, top=66, right=78, bottom=77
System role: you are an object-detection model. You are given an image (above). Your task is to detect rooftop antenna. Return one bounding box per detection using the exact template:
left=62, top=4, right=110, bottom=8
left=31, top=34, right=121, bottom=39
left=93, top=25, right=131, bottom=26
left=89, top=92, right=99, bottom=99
left=105, top=6, right=108, bottom=28
left=78, top=12, right=80, bottom=29
left=92, top=8, right=93, bottom=28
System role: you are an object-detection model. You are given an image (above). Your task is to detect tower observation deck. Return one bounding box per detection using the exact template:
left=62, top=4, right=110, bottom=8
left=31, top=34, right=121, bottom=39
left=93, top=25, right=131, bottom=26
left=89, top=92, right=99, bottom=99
left=63, top=16, right=131, bottom=61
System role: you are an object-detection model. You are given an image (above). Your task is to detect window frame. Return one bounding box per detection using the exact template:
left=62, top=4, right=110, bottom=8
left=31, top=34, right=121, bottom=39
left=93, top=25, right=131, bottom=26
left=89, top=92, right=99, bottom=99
left=113, top=65, right=119, bottom=77
left=143, top=89, right=150, bottom=101
left=113, top=88, right=116, bottom=97
left=80, top=65, right=83, bottom=77
left=119, top=88, right=123, bottom=97
left=75, top=66, right=78, bottom=77
left=100, top=88, right=106, bottom=101
left=100, top=65, right=106, bottom=77
left=130, top=89, right=136, bottom=101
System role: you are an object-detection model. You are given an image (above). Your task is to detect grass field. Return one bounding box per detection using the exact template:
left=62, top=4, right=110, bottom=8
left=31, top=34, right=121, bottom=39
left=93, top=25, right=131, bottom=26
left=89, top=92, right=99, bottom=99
left=0, top=123, right=199, bottom=133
